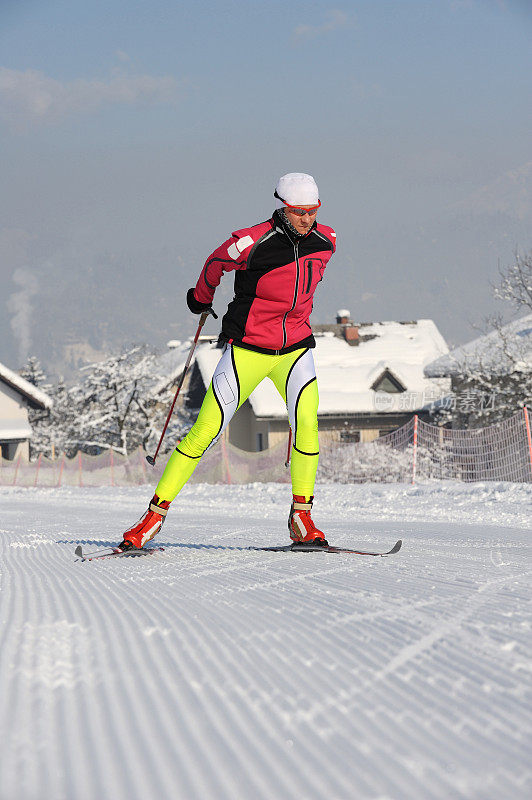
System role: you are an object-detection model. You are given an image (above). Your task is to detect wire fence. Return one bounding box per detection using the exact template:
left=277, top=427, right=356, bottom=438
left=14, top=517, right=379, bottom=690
left=2, top=407, right=531, bottom=487
left=318, top=408, right=532, bottom=483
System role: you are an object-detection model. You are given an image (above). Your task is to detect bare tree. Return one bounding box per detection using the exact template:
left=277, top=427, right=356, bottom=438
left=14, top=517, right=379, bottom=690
left=433, top=249, right=532, bottom=428
left=23, top=344, right=197, bottom=459
left=492, top=249, right=532, bottom=312
left=70, top=345, right=158, bottom=456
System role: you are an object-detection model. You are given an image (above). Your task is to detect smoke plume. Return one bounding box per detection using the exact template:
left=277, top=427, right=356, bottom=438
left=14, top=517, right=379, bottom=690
left=7, top=267, right=39, bottom=365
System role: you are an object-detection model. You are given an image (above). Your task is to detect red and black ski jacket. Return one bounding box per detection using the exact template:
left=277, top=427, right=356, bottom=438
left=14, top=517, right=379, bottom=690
left=192, top=210, right=336, bottom=354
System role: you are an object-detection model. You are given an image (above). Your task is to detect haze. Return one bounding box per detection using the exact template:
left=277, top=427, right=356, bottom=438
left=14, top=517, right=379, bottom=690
left=1, top=0, right=531, bottom=376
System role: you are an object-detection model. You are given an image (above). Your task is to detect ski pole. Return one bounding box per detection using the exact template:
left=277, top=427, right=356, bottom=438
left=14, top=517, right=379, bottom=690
left=146, top=308, right=216, bottom=466
left=285, top=427, right=292, bottom=468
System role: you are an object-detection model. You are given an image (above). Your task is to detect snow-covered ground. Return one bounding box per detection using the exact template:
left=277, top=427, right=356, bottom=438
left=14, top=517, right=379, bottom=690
left=1, top=481, right=530, bottom=800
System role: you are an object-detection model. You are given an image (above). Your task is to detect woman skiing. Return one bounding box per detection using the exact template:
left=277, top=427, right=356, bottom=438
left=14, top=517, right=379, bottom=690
left=119, top=172, right=336, bottom=550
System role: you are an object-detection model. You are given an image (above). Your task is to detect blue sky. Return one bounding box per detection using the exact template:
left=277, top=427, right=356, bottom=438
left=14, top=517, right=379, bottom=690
left=1, top=0, right=531, bottom=372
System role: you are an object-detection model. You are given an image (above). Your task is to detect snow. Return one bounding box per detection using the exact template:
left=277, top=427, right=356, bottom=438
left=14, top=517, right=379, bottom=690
left=1, top=481, right=531, bottom=800
left=195, top=320, right=450, bottom=417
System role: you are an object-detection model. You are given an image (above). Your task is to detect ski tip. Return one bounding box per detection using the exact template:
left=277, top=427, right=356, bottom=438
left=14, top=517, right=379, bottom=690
left=388, top=539, right=402, bottom=554
left=74, top=545, right=83, bottom=557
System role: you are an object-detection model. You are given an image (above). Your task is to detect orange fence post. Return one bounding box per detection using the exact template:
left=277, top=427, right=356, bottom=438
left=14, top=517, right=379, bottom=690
left=110, top=448, right=115, bottom=487
left=57, top=453, right=65, bottom=487
left=12, top=452, right=21, bottom=486
left=412, top=415, right=418, bottom=485
left=140, top=447, right=147, bottom=483
left=78, top=451, right=83, bottom=487
left=221, top=434, right=232, bottom=484
left=524, top=406, right=532, bottom=481
left=34, top=453, right=42, bottom=487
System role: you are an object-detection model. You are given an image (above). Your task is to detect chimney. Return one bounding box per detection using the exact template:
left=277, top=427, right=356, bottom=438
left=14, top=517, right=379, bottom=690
left=335, top=309, right=359, bottom=345
left=336, top=308, right=351, bottom=325
left=344, top=325, right=359, bottom=345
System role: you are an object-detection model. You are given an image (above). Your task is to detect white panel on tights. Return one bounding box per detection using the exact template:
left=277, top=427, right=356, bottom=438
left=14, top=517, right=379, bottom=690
left=286, top=350, right=316, bottom=439
left=207, top=346, right=239, bottom=450
left=215, top=372, right=236, bottom=405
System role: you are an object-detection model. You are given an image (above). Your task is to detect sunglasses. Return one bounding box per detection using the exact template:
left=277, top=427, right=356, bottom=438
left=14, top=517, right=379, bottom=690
left=275, top=190, right=321, bottom=216
left=285, top=205, right=319, bottom=217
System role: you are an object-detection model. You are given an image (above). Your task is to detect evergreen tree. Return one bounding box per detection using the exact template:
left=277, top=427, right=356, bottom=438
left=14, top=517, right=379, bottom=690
left=20, top=356, right=49, bottom=390
left=19, top=356, right=53, bottom=458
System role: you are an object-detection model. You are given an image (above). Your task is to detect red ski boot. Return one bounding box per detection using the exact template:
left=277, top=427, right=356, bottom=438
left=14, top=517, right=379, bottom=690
left=120, top=494, right=170, bottom=550
left=288, top=495, right=328, bottom=546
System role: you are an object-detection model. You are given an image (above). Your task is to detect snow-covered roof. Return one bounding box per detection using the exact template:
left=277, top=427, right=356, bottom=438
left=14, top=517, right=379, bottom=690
left=153, top=335, right=219, bottom=395
left=425, top=313, right=532, bottom=378
left=195, top=320, right=450, bottom=416
left=153, top=341, right=192, bottom=395
left=0, top=418, right=33, bottom=440
left=0, top=362, right=53, bottom=409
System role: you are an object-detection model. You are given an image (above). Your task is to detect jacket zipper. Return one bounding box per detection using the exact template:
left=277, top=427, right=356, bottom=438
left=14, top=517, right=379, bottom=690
left=306, top=260, right=313, bottom=293
left=281, top=240, right=300, bottom=349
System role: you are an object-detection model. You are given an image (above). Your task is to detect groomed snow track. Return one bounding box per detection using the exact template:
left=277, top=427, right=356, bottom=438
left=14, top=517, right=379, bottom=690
left=1, top=482, right=531, bottom=800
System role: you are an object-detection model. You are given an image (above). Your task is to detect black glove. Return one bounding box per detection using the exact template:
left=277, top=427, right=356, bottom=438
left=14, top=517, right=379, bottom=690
left=187, top=288, right=217, bottom=318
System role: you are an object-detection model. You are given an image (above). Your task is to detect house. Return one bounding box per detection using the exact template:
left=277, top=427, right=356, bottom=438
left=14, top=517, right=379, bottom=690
left=0, top=362, right=53, bottom=461
left=426, top=313, right=532, bottom=379
left=186, top=314, right=450, bottom=452
left=425, top=313, right=532, bottom=424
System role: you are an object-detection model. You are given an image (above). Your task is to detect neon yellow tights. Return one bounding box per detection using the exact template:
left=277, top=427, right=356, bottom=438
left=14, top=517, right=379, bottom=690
left=155, top=344, right=319, bottom=502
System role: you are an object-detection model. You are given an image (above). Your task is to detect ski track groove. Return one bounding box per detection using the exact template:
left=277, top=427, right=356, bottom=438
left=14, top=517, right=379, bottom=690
left=128, top=558, right=354, bottom=800
left=73, top=568, right=175, bottom=799
left=83, top=563, right=215, bottom=799
left=91, top=554, right=328, bottom=800
left=115, top=577, right=293, bottom=800
left=1, top=486, right=531, bottom=800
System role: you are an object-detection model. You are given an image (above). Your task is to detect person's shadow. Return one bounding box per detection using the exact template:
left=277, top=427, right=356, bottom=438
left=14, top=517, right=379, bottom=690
left=58, top=539, right=281, bottom=552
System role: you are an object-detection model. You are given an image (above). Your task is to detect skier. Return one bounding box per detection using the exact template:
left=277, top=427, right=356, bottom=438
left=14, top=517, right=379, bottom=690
left=119, top=172, right=337, bottom=550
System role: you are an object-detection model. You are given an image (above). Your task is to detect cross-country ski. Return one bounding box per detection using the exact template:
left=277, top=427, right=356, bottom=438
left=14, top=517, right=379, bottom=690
left=74, top=540, right=401, bottom=561
left=74, top=544, right=165, bottom=562
left=250, top=538, right=402, bottom=555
